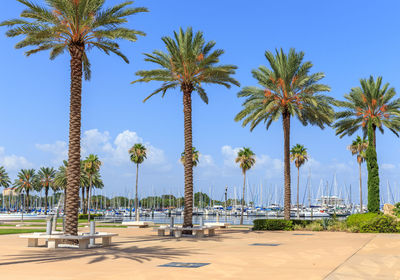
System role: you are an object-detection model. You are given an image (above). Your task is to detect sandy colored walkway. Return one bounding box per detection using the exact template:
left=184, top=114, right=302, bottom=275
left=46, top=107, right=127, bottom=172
left=0, top=228, right=398, bottom=280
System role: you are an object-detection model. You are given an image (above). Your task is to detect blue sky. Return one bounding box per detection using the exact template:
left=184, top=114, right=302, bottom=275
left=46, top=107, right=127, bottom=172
left=1, top=0, right=400, bottom=204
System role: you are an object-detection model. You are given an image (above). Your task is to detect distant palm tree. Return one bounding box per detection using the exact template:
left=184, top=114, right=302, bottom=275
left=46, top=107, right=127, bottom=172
left=14, top=169, right=37, bottom=210
left=180, top=147, right=200, bottom=167
left=83, top=154, right=102, bottom=221
left=133, top=27, right=239, bottom=228
left=348, top=136, right=368, bottom=213
left=129, top=144, right=147, bottom=221
left=334, top=76, right=400, bottom=148
left=235, top=147, right=256, bottom=225
left=0, top=166, right=11, bottom=189
left=235, top=48, right=333, bottom=220
left=290, top=144, right=308, bottom=219
left=37, top=167, right=56, bottom=214
left=1, top=0, right=148, bottom=236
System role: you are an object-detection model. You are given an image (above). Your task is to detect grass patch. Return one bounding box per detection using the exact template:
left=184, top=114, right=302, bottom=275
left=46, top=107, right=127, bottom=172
left=96, top=225, right=128, bottom=228
left=0, top=228, right=46, bottom=235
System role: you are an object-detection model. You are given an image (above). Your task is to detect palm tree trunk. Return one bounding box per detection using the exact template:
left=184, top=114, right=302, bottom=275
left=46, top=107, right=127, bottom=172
left=135, top=163, right=139, bottom=222
left=240, top=171, right=246, bottom=225
left=65, top=44, right=84, bottom=236
left=359, top=162, right=363, bottom=213
left=81, top=186, right=85, bottom=214
left=372, top=124, right=376, bottom=148
left=85, top=186, right=89, bottom=214
left=282, top=109, right=291, bottom=220
left=45, top=188, right=48, bottom=214
left=88, top=176, right=92, bottom=222
left=297, top=166, right=300, bottom=219
left=26, top=189, right=30, bottom=211
left=183, top=90, right=194, bottom=229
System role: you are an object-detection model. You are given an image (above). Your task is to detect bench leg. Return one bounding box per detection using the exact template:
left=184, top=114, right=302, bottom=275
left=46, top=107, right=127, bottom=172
left=208, top=229, right=215, bottom=237
left=47, top=239, right=59, bottom=249
left=158, top=229, right=165, bottom=236
left=28, top=238, right=38, bottom=247
left=102, top=237, right=111, bottom=247
left=174, top=230, right=182, bottom=238
left=194, top=230, right=205, bottom=238
left=79, top=239, right=89, bottom=249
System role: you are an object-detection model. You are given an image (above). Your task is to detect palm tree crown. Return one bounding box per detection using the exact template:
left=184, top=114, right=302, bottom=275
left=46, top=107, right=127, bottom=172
left=14, top=169, right=37, bottom=193
left=0, top=166, right=11, bottom=188
left=235, top=147, right=256, bottom=174
left=180, top=147, right=199, bottom=167
left=290, top=144, right=308, bottom=168
left=132, top=27, right=240, bottom=102
left=235, top=48, right=334, bottom=130
left=0, top=0, right=148, bottom=80
left=334, top=76, right=400, bottom=146
left=348, top=136, right=368, bottom=164
left=83, top=154, right=102, bottom=176
left=129, top=143, right=147, bottom=164
left=37, top=167, right=56, bottom=189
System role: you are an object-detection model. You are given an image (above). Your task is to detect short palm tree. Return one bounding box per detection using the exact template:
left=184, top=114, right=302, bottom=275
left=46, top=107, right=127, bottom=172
left=347, top=136, right=368, bottom=213
left=14, top=169, right=37, bottom=210
left=133, top=27, right=239, bottom=228
left=37, top=167, right=57, bottom=214
left=235, top=48, right=333, bottom=220
left=129, top=143, right=147, bottom=221
left=235, top=147, right=256, bottom=225
left=334, top=76, right=400, bottom=148
left=0, top=166, right=11, bottom=189
left=290, top=144, right=308, bottom=219
left=1, top=0, right=147, bottom=236
left=180, top=147, right=200, bottom=167
left=83, top=154, right=102, bottom=221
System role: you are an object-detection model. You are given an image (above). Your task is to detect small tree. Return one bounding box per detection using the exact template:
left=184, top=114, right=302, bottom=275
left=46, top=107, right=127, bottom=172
left=290, top=144, right=308, bottom=219
left=366, top=122, right=380, bottom=212
left=235, top=147, right=256, bottom=225
left=83, top=155, right=102, bottom=221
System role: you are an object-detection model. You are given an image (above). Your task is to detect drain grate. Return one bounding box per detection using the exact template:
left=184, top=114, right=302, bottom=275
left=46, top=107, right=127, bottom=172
left=293, top=233, right=314, bottom=236
left=159, top=262, right=210, bottom=268
left=250, top=243, right=280, bottom=246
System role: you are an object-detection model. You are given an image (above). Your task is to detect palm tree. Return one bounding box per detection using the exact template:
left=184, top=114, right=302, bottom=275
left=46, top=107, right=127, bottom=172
left=14, top=169, right=37, bottom=210
left=133, top=27, right=239, bottom=228
left=0, top=166, right=11, bottom=189
left=290, top=144, right=308, bottom=219
left=1, top=0, right=147, bottom=236
left=334, top=76, right=400, bottom=148
left=235, top=48, right=333, bottom=220
left=235, top=147, right=256, bottom=225
left=37, top=167, right=56, bottom=214
left=180, top=147, right=200, bottom=167
left=128, top=144, right=147, bottom=221
left=347, top=136, right=368, bottom=213
left=83, top=154, right=102, bottom=221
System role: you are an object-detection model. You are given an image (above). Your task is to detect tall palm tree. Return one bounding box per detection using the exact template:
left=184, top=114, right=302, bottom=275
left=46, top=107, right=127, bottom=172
left=1, top=0, right=147, bottom=236
left=37, top=167, right=57, bottom=214
left=180, top=147, right=200, bottom=167
left=235, top=48, right=333, bottom=220
left=83, top=154, right=102, bottom=220
left=128, top=143, right=147, bottom=221
left=347, top=136, right=368, bottom=213
left=235, top=147, right=256, bottom=225
left=132, top=27, right=239, bottom=228
left=14, top=169, right=37, bottom=210
left=0, top=166, right=11, bottom=189
left=290, top=144, right=308, bottom=219
left=334, top=76, right=400, bottom=148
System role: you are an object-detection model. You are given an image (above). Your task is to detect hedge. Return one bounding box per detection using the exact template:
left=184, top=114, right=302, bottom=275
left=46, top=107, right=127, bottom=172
left=78, top=214, right=103, bottom=220
left=253, top=219, right=293, bottom=231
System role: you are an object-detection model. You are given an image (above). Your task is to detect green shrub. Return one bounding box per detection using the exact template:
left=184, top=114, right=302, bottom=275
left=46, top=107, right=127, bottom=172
left=78, top=214, right=103, bottom=220
left=327, top=220, right=347, bottom=232
left=305, top=221, right=323, bottom=231
left=253, top=219, right=293, bottom=231
left=291, top=220, right=313, bottom=227
left=293, top=224, right=304, bottom=231
left=346, top=213, right=379, bottom=229
left=360, top=215, right=398, bottom=233
left=394, top=202, right=400, bottom=217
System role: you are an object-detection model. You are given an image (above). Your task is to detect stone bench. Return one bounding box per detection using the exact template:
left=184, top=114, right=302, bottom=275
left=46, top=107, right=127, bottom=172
left=156, top=226, right=217, bottom=238
left=20, top=232, right=118, bottom=249
left=122, top=221, right=154, bottom=228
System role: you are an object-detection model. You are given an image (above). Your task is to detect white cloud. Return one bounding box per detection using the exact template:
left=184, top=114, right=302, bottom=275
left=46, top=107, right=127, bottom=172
left=254, top=154, right=283, bottom=179
left=221, top=145, right=240, bottom=167
left=198, top=154, right=215, bottom=167
left=0, top=147, right=33, bottom=170
left=36, top=141, right=67, bottom=164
